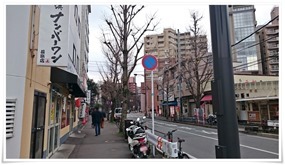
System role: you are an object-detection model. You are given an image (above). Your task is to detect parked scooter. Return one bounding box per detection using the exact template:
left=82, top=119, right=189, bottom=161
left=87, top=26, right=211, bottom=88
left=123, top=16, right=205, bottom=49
left=206, top=114, right=217, bottom=125
left=126, top=116, right=150, bottom=158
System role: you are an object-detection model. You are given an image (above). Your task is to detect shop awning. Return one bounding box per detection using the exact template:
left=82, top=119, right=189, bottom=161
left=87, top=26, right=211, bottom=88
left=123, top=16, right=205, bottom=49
left=161, top=101, right=177, bottom=106
left=201, top=95, right=212, bottom=102
left=51, top=67, right=86, bottom=97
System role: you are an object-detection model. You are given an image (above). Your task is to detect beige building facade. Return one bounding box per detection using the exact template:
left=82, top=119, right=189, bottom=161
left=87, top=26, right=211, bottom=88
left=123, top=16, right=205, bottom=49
left=6, top=5, right=90, bottom=159
left=259, top=7, right=279, bottom=75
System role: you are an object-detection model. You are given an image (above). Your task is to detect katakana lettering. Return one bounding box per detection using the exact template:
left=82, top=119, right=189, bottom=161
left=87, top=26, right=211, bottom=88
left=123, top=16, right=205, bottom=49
left=51, top=46, right=61, bottom=55
left=51, top=30, right=62, bottom=41
left=54, top=5, right=63, bottom=10
left=54, top=24, right=62, bottom=30
left=50, top=12, right=64, bottom=23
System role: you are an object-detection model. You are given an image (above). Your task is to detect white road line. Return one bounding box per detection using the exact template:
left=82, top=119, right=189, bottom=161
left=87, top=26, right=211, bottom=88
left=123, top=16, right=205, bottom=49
left=202, top=130, right=217, bottom=134
left=178, top=130, right=279, bottom=156
left=178, top=130, right=218, bottom=141
left=180, top=127, right=193, bottom=130
left=165, top=124, right=177, bottom=127
left=151, top=121, right=279, bottom=156
left=240, top=144, right=279, bottom=156
left=246, top=135, right=279, bottom=141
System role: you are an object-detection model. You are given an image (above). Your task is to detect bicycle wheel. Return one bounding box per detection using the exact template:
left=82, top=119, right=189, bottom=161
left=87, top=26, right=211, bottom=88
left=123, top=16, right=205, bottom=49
left=181, top=153, right=190, bottom=159
left=116, top=119, right=120, bottom=128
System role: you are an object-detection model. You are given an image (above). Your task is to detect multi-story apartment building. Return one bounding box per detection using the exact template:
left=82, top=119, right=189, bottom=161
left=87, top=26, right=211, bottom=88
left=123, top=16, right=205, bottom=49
left=144, top=28, right=208, bottom=118
left=80, top=5, right=91, bottom=92
left=228, top=5, right=262, bottom=74
left=144, top=11, right=278, bottom=123
left=6, top=5, right=91, bottom=159
left=259, top=7, right=279, bottom=75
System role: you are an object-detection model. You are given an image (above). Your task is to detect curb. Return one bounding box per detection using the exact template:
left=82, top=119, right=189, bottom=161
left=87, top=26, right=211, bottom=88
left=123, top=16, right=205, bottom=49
left=153, top=117, right=278, bottom=139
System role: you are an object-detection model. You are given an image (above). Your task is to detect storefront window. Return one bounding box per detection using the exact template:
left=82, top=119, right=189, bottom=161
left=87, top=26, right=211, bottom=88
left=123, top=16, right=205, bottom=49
left=50, top=95, right=56, bottom=125
left=55, top=96, right=61, bottom=123
left=269, top=104, right=278, bottom=120
left=66, top=99, right=71, bottom=126
left=61, top=97, right=67, bottom=129
left=260, top=104, right=268, bottom=121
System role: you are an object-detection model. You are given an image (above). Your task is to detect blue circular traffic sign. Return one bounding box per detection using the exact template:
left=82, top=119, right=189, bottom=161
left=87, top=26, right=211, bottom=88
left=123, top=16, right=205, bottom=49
left=142, top=55, right=158, bottom=71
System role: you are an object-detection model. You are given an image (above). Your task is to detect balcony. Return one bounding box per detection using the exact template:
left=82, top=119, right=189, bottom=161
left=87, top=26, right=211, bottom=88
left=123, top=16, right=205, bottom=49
left=269, top=59, right=279, bottom=65
left=266, top=29, right=279, bottom=35
left=268, top=44, right=279, bottom=50
left=270, top=65, right=279, bottom=72
left=267, top=37, right=279, bottom=43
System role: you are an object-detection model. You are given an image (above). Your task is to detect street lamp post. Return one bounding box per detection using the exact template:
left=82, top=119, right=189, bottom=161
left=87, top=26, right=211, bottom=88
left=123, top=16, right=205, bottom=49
left=134, top=73, right=147, bottom=113
left=177, top=29, right=182, bottom=121
left=134, top=74, right=138, bottom=112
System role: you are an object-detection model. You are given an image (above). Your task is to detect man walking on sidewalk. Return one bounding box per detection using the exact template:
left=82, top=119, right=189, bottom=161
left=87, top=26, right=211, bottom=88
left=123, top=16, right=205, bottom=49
left=91, top=107, right=103, bottom=136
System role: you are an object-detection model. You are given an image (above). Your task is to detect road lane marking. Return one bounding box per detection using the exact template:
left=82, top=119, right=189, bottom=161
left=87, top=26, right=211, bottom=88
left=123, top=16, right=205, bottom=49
left=178, top=130, right=279, bottom=156
left=149, top=121, right=279, bottom=156
left=180, top=127, right=193, bottom=130
left=178, top=130, right=218, bottom=141
left=202, top=130, right=217, bottom=135
left=246, top=135, right=279, bottom=141
left=240, top=144, right=279, bottom=156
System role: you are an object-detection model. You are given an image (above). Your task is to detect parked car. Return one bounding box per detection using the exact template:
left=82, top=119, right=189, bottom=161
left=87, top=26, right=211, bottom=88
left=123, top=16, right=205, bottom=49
left=114, top=107, right=122, bottom=121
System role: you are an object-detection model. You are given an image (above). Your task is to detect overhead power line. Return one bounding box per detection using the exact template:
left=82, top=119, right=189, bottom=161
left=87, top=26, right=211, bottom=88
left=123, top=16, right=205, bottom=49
left=231, top=15, right=279, bottom=48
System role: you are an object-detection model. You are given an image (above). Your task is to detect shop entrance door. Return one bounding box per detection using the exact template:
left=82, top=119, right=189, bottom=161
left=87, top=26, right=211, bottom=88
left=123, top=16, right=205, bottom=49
left=47, top=90, right=61, bottom=157
left=30, top=91, right=46, bottom=158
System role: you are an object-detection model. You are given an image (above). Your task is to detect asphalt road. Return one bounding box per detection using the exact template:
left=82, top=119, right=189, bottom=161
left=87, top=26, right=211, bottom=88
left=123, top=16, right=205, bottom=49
left=127, top=112, right=279, bottom=159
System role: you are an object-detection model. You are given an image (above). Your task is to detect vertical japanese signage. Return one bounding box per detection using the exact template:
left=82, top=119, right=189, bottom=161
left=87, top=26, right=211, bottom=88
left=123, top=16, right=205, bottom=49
left=79, top=103, right=86, bottom=118
left=86, top=90, right=91, bottom=104
left=37, top=5, right=69, bottom=66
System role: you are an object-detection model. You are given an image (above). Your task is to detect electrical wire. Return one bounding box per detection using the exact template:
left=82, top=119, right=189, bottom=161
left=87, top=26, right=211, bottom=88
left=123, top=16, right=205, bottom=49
left=231, top=15, right=279, bottom=47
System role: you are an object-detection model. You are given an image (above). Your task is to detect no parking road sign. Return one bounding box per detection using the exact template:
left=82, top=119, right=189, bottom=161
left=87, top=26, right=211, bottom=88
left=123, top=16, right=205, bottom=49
left=142, top=55, right=158, bottom=71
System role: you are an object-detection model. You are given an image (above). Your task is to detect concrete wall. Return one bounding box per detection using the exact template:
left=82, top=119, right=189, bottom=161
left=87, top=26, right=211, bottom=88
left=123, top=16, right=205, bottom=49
left=21, top=5, right=51, bottom=158
left=6, top=5, right=31, bottom=159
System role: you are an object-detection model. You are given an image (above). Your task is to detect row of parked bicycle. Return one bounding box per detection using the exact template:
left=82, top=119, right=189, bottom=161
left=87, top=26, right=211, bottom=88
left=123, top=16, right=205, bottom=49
left=125, top=116, right=190, bottom=159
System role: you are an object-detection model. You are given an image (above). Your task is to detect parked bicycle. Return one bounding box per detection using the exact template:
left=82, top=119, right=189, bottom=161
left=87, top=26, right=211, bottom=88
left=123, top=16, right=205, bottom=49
left=163, top=129, right=191, bottom=159
left=115, top=117, right=121, bottom=128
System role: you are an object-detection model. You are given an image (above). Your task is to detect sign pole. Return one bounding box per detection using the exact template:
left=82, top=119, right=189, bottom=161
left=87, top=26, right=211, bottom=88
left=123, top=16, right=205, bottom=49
left=141, top=54, right=158, bottom=157
left=151, top=70, right=155, bottom=157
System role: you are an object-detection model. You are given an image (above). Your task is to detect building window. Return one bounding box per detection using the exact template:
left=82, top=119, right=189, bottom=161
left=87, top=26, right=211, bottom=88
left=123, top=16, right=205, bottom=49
left=77, top=56, right=79, bottom=72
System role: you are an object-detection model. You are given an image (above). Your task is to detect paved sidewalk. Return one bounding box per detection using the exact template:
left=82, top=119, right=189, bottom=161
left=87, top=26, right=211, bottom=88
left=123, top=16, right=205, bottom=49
left=51, top=117, right=132, bottom=159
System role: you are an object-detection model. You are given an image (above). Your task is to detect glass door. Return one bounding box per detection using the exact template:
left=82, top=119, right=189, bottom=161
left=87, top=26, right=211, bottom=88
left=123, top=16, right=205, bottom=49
left=47, top=88, right=62, bottom=157
left=30, top=91, right=46, bottom=158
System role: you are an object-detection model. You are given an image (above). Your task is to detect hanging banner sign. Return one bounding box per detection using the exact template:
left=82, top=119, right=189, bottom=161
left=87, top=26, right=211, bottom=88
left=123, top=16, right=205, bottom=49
left=37, top=5, right=69, bottom=66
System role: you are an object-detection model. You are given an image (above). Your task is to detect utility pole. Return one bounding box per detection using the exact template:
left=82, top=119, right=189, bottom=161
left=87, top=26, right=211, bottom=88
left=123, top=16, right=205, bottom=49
left=134, top=74, right=138, bottom=111
left=177, top=29, right=182, bottom=121
left=209, top=5, right=241, bottom=158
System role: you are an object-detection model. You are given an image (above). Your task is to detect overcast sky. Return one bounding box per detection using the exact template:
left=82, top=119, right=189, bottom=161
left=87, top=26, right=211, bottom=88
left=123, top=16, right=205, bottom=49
left=87, top=4, right=278, bottom=86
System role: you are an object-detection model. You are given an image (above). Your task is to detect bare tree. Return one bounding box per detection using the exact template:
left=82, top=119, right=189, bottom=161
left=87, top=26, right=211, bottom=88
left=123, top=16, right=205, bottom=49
left=181, top=11, right=213, bottom=112
left=158, top=66, right=175, bottom=119
left=98, top=45, right=123, bottom=122
left=102, top=5, right=158, bottom=132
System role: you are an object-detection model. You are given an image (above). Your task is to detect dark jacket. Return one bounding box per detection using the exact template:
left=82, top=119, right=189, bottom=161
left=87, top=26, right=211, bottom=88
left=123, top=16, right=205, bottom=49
left=92, top=110, right=103, bottom=124
left=101, top=111, right=106, bottom=118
